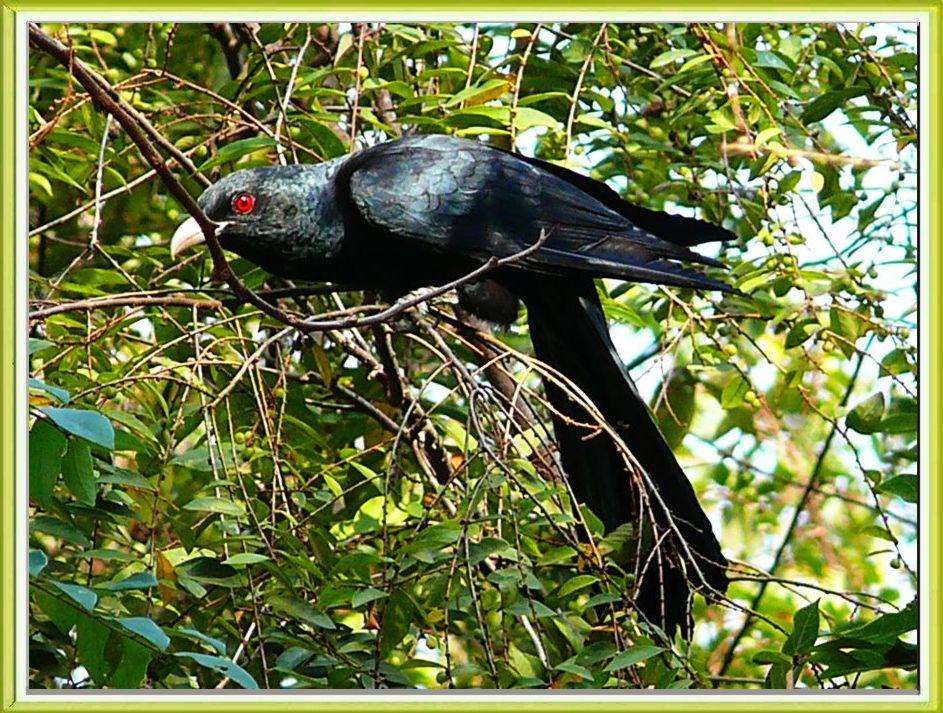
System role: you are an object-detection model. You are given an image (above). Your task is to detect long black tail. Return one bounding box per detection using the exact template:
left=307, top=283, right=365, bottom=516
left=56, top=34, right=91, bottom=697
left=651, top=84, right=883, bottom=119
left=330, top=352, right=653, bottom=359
left=520, top=278, right=728, bottom=638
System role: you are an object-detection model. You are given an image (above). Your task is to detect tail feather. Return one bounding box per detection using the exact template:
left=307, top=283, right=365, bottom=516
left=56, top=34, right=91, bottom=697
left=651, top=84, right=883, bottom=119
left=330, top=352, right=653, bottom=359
left=520, top=278, right=728, bottom=637
left=502, top=149, right=739, bottom=247
left=524, top=248, right=735, bottom=294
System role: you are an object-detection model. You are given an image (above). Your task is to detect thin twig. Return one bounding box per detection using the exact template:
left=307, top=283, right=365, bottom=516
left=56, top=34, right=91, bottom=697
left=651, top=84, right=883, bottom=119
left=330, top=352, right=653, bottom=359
left=715, top=350, right=867, bottom=676
left=29, top=295, right=222, bottom=320
left=722, top=141, right=901, bottom=171
left=273, top=25, right=311, bottom=165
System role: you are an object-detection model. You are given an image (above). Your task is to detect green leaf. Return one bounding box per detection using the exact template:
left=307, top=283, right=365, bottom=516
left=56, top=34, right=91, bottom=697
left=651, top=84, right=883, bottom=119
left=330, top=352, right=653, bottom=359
left=506, top=598, right=556, bottom=618
left=380, top=590, right=421, bottom=656
left=82, top=548, right=139, bottom=562
left=538, top=545, right=577, bottom=565
left=467, top=537, right=512, bottom=565
left=812, top=646, right=892, bottom=678
left=579, top=504, right=605, bottom=537
left=271, top=595, right=336, bottom=630
left=778, top=170, right=802, bottom=194
left=557, top=574, right=598, bottom=598
left=29, top=377, right=70, bottom=403
left=62, top=437, right=98, bottom=506
left=31, top=515, right=91, bottom=547
left=172, top=627, right=228, bottom=656
left=183, top=496, right=246, bottom=518
left=752, top=50, right=792, bottom=71
left=198, top=137, right=276, bottom=170
left=402, top=522, right=462, bottom=552
left=41, top=408, right=115, bottom=450
left=838, top=599, right=917, bottom=643
left=221, top=553, right=270, bottom=567
left=75, top=615, right=113, bottom=684
left=275, top=647, right=315, bottom=672
left=174, top=651, right=259, bottom=690
left=880, top=348, right=912, bottom=376
left=51, top=580, right=98, bottom=612
left=604, top=645, right=663, bottom=671
left=653, top=368, right=696, bottom=449
left=29, top=550, right=48, bottom=577
left=29, top=419, right=67, bottom=508
left=29, top=171, right=53, bottom=197
left=554, top=660, right=594, bottom=680
left=650, top=48, right=698, bottom=69
left=861, top=525, right=896, bottom=542
left=118, top=617, right=170, bottom=651
left=29, top=338, right=55, bottom=356
left=176, top=557, right=241, bottom=586
left=100, top=572, right=158, bottom=591
left=828, top=308, right=861, bottom=357
left=721, top=374, right=750, bottom=409
left=518, top=91, right=571, bottom=107
left=513, top=107, right=560, bottom=132
left=445, top=78, right=510, bottom=107
left=107, top=639, right=153, bottom=688
left=351, top=587, right=388, bottom=608
left=575, top=641, right=618, bottom=667
left=783, top=600, right=820, bottom=655
left=887, top=52, right=917, bottom=70
left=584, top=592, right=622, bottom=608
left=880, top=397, right=917, bottom=434
left=801, top=86, right=868, bottom=123
left=96, top=466, right=156, bottom=491
left=846, top=393, right=885, bottom=434
left=753, top=649, right=793, bottom=666
left=785, top=319, right=821, bottom=349
left=88, top=28, right=117, bottom=46
left=34, top=589, right=79, bottom=635
left=875, top=474, right=917, bottom=503
left=676, top=54, right=714, bottom=74
left=738, top=270, right=776, bottom=294
left=829, top=307, right=861, bottom=340
left=299, top=120, right=348, bottom=158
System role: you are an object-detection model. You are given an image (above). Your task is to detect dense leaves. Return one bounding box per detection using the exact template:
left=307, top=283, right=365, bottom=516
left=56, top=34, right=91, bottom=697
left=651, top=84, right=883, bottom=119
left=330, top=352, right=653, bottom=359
left=28, top=21, right=917, bottom=690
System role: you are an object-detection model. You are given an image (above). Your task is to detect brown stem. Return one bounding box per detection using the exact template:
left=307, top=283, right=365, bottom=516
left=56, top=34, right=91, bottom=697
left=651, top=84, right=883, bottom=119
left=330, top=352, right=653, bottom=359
left=29, top=295, right=222, bottom=320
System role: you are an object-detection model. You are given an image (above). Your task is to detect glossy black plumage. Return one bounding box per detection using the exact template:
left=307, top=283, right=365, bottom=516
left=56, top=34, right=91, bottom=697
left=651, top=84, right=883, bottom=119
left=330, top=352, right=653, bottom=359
left=190, top=134, right=734, bottom=636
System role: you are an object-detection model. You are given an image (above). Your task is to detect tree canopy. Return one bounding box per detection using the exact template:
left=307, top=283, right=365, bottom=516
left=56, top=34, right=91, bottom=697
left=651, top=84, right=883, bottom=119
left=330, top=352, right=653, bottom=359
left=27, top=21, right=917, bottom=690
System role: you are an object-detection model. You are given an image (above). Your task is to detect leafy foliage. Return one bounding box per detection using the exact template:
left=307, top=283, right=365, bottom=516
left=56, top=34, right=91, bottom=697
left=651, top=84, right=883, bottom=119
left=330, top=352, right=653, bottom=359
left=28, top=21, right=917, bottom=690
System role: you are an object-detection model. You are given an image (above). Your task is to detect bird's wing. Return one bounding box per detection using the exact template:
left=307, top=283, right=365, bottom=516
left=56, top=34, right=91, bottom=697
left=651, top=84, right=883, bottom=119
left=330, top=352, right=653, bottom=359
left=343, top=136, right=729, bottom=291
left=498, top=149, right=739, bottom=248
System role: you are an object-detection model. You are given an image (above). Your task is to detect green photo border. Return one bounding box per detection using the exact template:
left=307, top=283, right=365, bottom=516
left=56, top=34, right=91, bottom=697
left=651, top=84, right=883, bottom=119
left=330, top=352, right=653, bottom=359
left=1, top=4, right=939, bottom=710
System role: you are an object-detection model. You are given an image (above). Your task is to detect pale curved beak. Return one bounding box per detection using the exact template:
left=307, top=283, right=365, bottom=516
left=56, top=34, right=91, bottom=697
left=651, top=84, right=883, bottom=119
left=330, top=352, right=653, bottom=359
left=170, top=216, right=204, bottom=260
left=169, top=217, right=231, bottom=259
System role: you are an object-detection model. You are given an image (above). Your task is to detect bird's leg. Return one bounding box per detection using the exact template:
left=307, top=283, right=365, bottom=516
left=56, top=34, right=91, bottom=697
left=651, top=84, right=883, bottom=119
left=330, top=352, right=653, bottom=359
left=457, top=279, right=521, bottom=328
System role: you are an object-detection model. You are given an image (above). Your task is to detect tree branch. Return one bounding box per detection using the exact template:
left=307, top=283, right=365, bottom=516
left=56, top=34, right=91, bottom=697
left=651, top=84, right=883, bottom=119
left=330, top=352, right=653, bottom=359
left=722, top=140, right=902, bottom=171
left=29, top=295, right=222, bottom=320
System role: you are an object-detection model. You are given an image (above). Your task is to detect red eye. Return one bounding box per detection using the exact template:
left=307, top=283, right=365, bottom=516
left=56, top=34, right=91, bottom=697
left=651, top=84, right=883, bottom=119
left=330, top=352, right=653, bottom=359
left=232, top=192, right=256, bottom=215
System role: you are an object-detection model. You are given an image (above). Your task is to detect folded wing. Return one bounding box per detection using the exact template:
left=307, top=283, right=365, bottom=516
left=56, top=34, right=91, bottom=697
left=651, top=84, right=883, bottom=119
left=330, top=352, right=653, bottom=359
left=343, top=136, right=730, bottom=292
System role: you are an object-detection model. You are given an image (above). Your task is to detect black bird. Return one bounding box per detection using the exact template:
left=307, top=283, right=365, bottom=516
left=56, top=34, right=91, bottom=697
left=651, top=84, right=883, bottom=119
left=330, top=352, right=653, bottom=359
left=172, top=134, right=733, bottom=636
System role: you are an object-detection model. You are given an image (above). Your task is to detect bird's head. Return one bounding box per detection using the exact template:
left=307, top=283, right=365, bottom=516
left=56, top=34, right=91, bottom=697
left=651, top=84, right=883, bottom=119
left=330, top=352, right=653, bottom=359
left=170, top=164, right=345, bottom=276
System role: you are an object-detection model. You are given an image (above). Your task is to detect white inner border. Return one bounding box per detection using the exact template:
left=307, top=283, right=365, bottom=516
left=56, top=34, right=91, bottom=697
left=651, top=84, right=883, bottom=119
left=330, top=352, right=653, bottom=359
left=15, top=10, right=932, bottom=704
